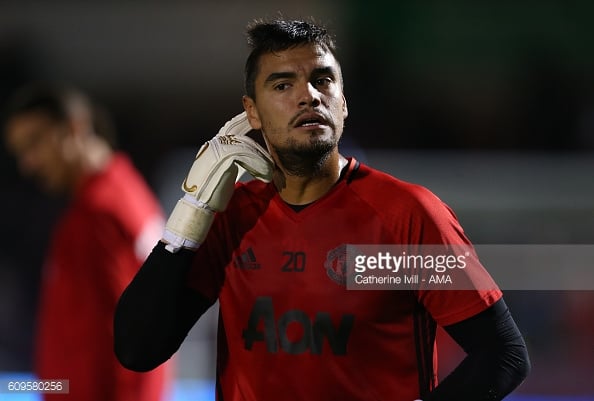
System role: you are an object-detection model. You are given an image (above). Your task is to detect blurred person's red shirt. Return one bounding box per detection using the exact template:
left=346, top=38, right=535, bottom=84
left=36, top=153, right=171, bottom=401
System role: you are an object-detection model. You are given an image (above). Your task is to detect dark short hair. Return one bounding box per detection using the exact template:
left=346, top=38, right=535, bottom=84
left=3, top=82, right=117, bottom=147
left=244, top=17, right=339, bottom=99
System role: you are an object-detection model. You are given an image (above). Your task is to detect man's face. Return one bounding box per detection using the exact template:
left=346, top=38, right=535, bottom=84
left=243, top=44, right=348, bottom=175
left=4, top=112, right=74, bottom=194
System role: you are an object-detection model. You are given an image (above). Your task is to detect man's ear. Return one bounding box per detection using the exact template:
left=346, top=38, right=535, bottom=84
left=242, top=96, right=262, bottom=130
left=67, top=119, right=83, bottom=139
left=342, top=94, right=348, bottom=119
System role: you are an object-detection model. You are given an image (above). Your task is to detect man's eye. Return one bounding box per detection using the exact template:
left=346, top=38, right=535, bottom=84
left=274, top=83, right=290, bottom=91
left=315, top=77, right=333, bottom=87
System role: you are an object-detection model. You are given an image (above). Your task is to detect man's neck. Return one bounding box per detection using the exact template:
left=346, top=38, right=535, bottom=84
left=70, top=135, right=114, bottom=195
left=275, top=152, right=348, bottom=205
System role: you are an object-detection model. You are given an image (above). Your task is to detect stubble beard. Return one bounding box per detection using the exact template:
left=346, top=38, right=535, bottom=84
left=272, top=134, right=338, bottom=177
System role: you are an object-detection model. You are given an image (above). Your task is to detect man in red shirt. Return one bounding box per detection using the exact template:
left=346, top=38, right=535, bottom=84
left=4, top=84, right=171, bottom=401
left=115, top=18, right=530, bottom=401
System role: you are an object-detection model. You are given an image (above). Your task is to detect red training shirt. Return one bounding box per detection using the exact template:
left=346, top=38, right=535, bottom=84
left=188, top=158, right=502, bottom=401
left=36, top=153, right=171, bottom=401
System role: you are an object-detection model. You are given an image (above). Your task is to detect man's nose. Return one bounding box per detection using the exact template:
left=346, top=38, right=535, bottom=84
left=18, top=151, right=41, bottom=176
left=298, top=82, right=321, bottom=108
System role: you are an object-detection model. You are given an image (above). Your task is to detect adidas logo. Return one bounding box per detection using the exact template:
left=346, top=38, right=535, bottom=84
left=234, top=247, right=261, bottom=270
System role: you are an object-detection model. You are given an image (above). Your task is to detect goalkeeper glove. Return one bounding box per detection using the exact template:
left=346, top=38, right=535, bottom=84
left=162, top=112, right=273, bottom=252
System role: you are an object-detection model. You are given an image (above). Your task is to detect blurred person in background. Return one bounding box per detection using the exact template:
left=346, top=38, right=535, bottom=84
left=3, top=83, right=171, bottom=401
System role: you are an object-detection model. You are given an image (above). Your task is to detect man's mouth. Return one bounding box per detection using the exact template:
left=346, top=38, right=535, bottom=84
left=294, top=113, right=329, bottom=128
left=299, top=119, right=322, bottom=127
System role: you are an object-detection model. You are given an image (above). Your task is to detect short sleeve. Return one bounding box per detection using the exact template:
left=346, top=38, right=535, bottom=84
left=185, top=211, right=234, bottom=302
left=408, top=189, right=503, bottom=326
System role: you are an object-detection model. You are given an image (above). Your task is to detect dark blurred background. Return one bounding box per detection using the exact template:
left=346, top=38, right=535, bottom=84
left=1, top=0, right=593, bottom=398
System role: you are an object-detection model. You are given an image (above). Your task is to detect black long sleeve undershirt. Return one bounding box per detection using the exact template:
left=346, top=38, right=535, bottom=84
left=114, top=242, right=530, bottom=400
left=114, top=241, right=210, bottom=372
left=426, top=298, right=531, bottom=401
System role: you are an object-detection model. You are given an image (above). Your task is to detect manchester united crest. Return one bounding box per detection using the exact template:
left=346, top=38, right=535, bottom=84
left=325, top=245, right=348, bottom=286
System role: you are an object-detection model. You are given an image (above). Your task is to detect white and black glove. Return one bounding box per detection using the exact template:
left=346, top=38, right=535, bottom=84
left=162, top=112, right=273, bottom=252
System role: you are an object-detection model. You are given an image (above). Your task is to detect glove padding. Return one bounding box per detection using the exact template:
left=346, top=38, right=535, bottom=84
left=163, top=112, right=273, bottom=252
